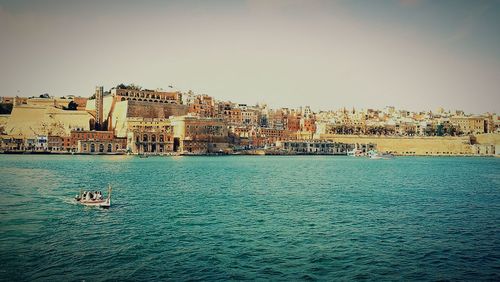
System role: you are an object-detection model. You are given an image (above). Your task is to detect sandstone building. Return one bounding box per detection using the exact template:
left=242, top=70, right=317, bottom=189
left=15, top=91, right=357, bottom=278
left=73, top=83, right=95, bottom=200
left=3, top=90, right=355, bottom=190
left=127, top=118, right=174, bottom=154
left=170, top=115, right=229, bottom=154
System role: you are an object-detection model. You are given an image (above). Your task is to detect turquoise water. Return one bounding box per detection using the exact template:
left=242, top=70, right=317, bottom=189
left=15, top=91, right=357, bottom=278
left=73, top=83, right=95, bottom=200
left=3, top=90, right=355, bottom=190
left=0, top=155, right=499, bottom=281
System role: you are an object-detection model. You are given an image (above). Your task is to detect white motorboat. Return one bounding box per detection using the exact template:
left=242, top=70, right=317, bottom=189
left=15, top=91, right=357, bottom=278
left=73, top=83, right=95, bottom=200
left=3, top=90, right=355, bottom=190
left=368, top=150, right=395, bottom=159
left=75, top=184, right=112, bottom=208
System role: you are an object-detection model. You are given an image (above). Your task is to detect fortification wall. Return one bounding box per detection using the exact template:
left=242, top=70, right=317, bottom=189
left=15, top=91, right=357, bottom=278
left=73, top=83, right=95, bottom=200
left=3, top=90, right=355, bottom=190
left=111, top=100, right=129, bottom=138
left=5, top=105, right=91, bottom=138
left=126, top=101, right=188, bottom=119
left=319, top=134, right=475, bottom=156
left=474, top=133, right=500, bottom=146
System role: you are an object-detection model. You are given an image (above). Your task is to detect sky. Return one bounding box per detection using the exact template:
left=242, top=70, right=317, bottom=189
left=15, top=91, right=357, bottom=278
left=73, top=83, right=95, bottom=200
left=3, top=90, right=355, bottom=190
left=0, top=0, right=499, bottom=113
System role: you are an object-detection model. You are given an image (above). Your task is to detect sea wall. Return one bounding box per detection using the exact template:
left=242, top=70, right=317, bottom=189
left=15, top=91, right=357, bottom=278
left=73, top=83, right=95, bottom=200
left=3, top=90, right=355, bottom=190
left=319, top=134, right=477, bottom=156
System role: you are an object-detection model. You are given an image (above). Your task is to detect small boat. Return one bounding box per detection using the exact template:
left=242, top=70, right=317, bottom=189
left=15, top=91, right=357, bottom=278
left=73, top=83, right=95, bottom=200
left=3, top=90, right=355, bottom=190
left=347, top=149, right=364, bottom=157
left=75, top=184, right=112, bottom=208
left=368, top=150, right=395, bottom=159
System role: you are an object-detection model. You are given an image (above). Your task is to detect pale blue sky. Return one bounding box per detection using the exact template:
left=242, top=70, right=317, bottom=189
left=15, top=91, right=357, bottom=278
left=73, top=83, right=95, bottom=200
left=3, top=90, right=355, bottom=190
left=1, top=0, right=499, bottom=113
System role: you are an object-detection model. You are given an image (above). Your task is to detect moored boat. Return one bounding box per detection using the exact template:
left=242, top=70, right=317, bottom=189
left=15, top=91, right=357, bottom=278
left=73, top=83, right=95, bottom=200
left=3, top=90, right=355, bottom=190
left=347, top=149, right=364, bottom=157
left=75, top=184, right=112, bottom=208
left=368, top=150, right=395, bottom=159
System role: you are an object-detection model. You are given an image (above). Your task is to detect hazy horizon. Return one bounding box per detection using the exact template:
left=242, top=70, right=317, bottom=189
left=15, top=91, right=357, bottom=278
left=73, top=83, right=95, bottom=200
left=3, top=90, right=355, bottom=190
left=1, top=0, right=499, bottom=113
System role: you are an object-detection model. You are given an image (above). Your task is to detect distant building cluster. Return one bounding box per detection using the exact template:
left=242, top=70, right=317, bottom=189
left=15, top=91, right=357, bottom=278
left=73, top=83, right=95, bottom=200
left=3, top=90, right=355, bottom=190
left=0, top=84, right=498, bottom=156
left=316, top=106, right=498, bottom=137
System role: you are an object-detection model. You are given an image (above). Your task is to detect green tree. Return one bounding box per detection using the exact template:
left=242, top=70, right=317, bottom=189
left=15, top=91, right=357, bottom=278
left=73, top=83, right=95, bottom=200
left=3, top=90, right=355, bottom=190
left=67, top=101, right=78, bottom=110
left=0, top=103, right=13, bottom=114
left=436, top=124, right=444, bottom=136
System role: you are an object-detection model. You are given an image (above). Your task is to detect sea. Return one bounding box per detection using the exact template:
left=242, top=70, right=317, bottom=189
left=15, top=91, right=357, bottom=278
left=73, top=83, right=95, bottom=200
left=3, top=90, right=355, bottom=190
left=0, top=155, right=499, bottom=281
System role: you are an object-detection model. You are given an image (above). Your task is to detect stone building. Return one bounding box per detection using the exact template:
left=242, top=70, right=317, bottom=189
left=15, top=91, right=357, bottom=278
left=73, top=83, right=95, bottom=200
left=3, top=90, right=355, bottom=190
left=77, top=138, right=127, bottom=153
left=280, top=140, right=351, bottom=155
left=0, top=135, right=25, bottom=151
left=170, top=115, right=229, bottom=154
left=70, top=129, right=125, bottom=153
left=287, top=114, right=301, bottom=131
left=301, top=117, right=316, bottom=133
left=450, top=116, right=486, bottom=135
left=112, top=88, right=182, bottom=104
left=223, top=108, right=242, bottom=125
left=254, top=128, right=290, bottom=146
left=70, top=129, right=114, bottom=151
left=126, top=118, right=174, bottom=154
left=48, top=135, right=72, bottom=151
left=241, top=109, right=259, bottom=126
left=85, top=90, right=188, bottom=138
left=188, top=95, right=215, bottom=118
left=47, top=136, right=61, bottom=151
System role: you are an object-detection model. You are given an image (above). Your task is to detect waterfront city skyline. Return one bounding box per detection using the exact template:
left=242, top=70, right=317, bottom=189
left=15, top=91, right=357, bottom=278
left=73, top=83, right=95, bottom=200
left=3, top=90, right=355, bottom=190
left=1, top=0, right=500, bottom=113
left=1, top=2, right=500, bottom=281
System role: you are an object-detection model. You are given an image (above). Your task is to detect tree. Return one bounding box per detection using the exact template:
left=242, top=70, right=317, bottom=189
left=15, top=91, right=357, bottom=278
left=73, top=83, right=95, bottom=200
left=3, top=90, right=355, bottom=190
left=116, top=83, right=127, bottom=89
left=66, top=101, right=78, bottom=110
left=0, top=103, right=13, bottom=114
left=407, top=128, right=416, bottom=136
left=436, top=124, right=444, bottom=136
left=425, top=126, right=436, bottom=136
left=116, top=83, right=142, bottom=90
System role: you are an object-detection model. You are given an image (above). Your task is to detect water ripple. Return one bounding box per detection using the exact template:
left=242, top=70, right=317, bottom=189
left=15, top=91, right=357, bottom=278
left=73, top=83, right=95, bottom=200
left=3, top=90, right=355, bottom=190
left=0, top=155, right=499, bottom=281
